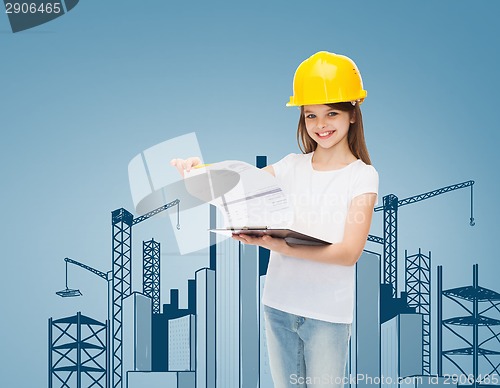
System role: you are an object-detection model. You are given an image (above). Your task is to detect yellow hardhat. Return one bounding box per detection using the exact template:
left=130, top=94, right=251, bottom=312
left=287, top=51, right=367, bottom=107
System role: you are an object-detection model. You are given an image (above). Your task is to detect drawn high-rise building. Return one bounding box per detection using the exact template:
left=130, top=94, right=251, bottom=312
left=215, top=236, right=240, bottom=387
left=215, top=235, right=260, bottom=387
left=240, top=243, right=260, bottom=386
left=195, top=267, right=216, bottom=388
left=381, top=313, right=423, bottom=388
left=123, top=292, right=152, bottom=377
left=168, top=314, right=195, bottom=371
left=259, top=275, right=274, bottom=388
left=351, top=250, right=382, bottom=388
left=126, top=288, right=196, bottom=388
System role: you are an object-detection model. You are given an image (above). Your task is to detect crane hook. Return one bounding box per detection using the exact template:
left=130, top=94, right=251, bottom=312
left=469, top=184, right=475, bottom=226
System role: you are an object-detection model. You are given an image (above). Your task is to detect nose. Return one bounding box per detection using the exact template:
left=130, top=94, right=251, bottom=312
left=317, top=120, right=326, bottom=130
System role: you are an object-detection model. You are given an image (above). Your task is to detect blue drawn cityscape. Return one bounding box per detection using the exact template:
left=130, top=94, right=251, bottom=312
left=47, top=157, right=500, bottom=388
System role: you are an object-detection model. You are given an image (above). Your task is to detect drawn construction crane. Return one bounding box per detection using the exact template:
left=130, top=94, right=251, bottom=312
left=368, top=180, right=475, bottom=297
left=54, top=258, right=111, bottom=388
left=110, top=199, right=179, bottom=388
left=364, top=180, right=474, bottom=377
left=57, top=199, right=180, bottom=388
left=57, top=257, right=111, bottom=298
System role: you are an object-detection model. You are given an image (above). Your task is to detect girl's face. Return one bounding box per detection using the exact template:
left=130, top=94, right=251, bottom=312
left=303, top=104, right=354, bottom=151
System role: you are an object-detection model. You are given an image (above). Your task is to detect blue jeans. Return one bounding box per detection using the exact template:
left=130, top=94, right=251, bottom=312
left=264, top=305, right=351, bottom=388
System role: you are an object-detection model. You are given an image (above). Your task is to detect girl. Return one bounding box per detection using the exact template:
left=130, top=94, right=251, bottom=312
left=172, top=51, right=378, bottom=388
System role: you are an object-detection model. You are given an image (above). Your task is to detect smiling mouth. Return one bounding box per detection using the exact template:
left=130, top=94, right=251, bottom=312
left=316, top=130, right=335, bottom=139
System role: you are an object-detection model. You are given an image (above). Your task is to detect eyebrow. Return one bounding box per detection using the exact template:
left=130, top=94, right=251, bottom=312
left=303, top=108, right=336, bottom=114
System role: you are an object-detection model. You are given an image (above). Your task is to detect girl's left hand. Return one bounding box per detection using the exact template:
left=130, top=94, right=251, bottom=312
left=232, top=233, right=288, bottom=254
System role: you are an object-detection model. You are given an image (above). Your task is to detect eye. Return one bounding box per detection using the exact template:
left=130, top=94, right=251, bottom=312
left=305, top=113, right=316, bottom=119
left=327, top=111, right=338, bottom=117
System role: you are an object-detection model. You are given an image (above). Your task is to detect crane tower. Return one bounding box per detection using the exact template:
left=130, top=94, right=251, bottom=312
left=110, top=199, right=179, bottom=388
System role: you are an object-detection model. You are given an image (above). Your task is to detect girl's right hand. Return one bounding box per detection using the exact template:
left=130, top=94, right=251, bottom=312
left=170, top=156, right=202, bottom=177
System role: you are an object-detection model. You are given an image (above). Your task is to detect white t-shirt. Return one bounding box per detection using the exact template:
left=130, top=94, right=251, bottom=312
left=261, top=152, right=379, bottom=323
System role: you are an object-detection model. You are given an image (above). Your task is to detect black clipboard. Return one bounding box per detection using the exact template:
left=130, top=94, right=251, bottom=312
left=209, top=227, right=331, bottom=246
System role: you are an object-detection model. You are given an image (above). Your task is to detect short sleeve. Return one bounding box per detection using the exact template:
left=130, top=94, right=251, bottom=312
left=351, top=164, right=379, bottom=205
left=271, top=153, right=298, bottom=179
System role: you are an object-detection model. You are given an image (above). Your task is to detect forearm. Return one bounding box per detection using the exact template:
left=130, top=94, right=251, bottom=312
left=233, top=193, right=376, bottom=266
left=281, top=241, right=360, bottom=266
left=282, top=193, right=376, bottom=266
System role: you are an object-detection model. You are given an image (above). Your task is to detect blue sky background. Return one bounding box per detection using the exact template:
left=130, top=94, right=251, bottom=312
left=1, top=1, right=500, bottom=386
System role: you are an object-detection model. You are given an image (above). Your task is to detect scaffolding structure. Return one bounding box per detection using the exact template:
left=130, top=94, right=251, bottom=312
left=438, top=264, right=500, bottom=387
left=405, top=248, right=431, bottom=375
left=48, top=312, right=108, bottom=388
left=143, top=238, right=161, bottom=314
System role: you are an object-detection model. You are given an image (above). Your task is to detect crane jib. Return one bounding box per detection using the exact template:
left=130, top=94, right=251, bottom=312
left=132, top=199, right=181, bottom=229
left=374, top=180, right=475, bottom=226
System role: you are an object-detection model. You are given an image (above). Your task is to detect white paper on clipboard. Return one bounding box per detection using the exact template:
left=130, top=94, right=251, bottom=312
left=184, top=160, right=294, bottom=229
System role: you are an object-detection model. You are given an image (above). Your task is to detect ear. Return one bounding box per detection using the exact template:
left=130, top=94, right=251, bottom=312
left=350, top=110, right=356, bottom=124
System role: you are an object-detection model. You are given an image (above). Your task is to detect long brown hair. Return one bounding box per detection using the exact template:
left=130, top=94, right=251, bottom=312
left=296, top=102, right=372, bottom=165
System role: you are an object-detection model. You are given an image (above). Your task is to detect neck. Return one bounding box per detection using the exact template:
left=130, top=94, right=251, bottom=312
left=312, top=145, right=357, bottom=170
